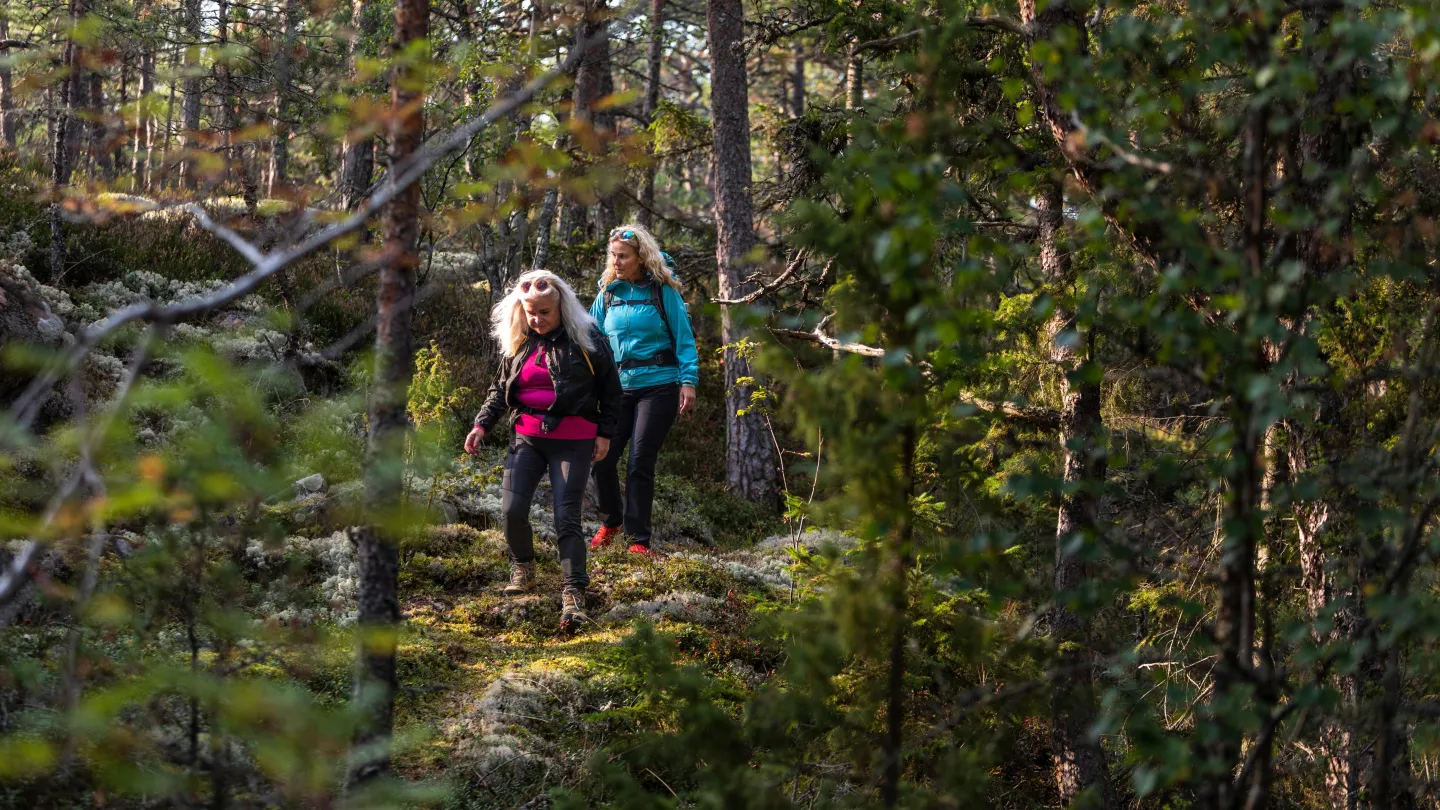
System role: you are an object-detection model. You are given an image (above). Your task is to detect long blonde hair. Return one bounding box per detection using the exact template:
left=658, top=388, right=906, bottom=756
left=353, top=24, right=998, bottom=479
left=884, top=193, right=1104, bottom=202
left=491, top=269, right=598, bottom=357
left=601, top=223, right=684, bottom=292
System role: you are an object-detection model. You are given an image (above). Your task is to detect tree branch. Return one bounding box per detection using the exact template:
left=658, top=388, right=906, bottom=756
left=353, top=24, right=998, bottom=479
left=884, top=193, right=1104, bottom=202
left=713, top=251, right=816, bottom=304
left=768, top=325, right=1061, bottom=429
left=8, top=1, right=643, bottom=430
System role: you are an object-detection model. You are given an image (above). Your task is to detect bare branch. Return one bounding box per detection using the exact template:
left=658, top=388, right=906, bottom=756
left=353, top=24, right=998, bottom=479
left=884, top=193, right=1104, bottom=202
left=955, top=391, right=1062, bottom=431
left=854, top=29, right=921, bottom=54
left=1069, top=112, right=1174, bottom=175
left=713, top=251, right=817, bottom=305
left=770, top=325, right=1061, bottom=430
left=770, top=325, right=887, bottom=358
left=965, top=15, right=1028, bottom=36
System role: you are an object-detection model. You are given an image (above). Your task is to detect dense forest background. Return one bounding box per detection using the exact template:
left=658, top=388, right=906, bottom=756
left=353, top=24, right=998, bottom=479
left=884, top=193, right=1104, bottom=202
left=3, top=0, right=1440, bottom=807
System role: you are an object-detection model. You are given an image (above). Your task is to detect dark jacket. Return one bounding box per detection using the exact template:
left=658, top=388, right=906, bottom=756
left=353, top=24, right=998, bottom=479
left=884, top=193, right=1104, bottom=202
left=474, top=325, right=622, bottom=439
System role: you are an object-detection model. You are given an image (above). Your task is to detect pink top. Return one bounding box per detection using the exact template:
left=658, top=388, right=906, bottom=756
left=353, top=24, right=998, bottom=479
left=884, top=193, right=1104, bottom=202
left=514, top=344, right=598, bottom=440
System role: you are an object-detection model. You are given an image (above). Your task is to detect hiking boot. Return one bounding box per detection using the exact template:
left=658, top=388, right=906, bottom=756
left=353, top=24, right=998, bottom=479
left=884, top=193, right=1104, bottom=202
left=560, top=588, right=589, bottom=630
left=589, top=525, right=623, bottom=550
left=504, top=561, right=536, bottom=596
left=627, top=543, right=652, bottom=556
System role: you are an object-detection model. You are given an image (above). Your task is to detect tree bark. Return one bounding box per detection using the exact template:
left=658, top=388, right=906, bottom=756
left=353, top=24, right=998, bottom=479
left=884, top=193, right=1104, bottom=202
left=593, top=15, right=617, bottom=235
left=267, top=0, right=298, bottom=197
left=845, top=43, right=862, bottom=110
left=561, top=0, right=610, bottom=246
left=82, top=69, right=100, bottom=176
left=339, top=0, right=383, bottom=209
left=50, top=0, right=84, bottom=280
left=707, top=0, right=778, bottom=505
left=131, top=25, right=154, bottom=191
left=1038, top=178, right=1113, bottom=808
left=532, top=186, right=559, bottom=269
left=159, top=42, right=178, bottom=190
left=88, top=69, right=111, bottom=178
left=347, top=0, right=425, bottom=787
left=216, top=0, right=233, bottom=189
left=179, top=0, right=203, bottom=189
left=638, top=0, right=664, bottom=229
left=1, top=16, right=16, bottom=148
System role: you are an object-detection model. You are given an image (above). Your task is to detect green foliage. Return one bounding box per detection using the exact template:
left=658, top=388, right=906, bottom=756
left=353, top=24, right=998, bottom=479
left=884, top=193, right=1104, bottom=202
left=409, top=340, right=474, bottom=449
left=649, top=99, right=712, bottom=157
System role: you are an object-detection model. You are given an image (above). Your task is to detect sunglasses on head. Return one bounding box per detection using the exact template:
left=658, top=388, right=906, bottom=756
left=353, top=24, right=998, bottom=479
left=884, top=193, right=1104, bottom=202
left=519, top=278, right=551, bottom=293
left=612, top=229, right=637, bottom=242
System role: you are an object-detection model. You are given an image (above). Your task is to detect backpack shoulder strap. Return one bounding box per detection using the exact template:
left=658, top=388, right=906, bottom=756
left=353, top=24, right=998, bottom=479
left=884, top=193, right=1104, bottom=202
left=652, top=283, right=677, bottom=351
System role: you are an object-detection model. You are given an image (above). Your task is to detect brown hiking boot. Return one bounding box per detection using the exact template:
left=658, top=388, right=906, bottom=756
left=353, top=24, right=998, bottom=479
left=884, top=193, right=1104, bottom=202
left=560, top=588, right=588, bottom=630
left=504, top=561, right=536, bottom=596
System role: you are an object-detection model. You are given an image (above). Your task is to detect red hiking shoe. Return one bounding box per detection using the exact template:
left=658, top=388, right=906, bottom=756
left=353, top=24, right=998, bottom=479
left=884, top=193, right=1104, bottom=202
left=590, top=525, right=623, bottom=549
left=627, top=543, right=652, bottom=556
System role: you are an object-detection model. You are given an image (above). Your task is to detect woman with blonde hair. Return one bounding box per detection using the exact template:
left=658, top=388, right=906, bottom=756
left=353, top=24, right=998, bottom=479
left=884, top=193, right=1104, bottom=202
left=466, top=269, right=621, bottom=630
left=587, top=224, right=700, bottom=554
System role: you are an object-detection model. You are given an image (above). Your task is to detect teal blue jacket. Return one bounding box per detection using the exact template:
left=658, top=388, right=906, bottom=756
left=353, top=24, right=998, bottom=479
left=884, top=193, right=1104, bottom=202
left=589, top=278, right=700, bottom=391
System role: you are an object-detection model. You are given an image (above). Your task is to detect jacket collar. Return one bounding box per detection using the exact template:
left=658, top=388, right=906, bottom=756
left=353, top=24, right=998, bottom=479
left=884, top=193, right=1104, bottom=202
left=603, top=274, right=656, bottom=294
left=525, top=327, right=566, bottom=348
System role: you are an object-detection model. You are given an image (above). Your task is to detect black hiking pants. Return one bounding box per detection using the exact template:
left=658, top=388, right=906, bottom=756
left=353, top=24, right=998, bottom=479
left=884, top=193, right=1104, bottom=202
left=502, top=434, right=594, bottom=590
left=590, top=383, right=679, bottom=548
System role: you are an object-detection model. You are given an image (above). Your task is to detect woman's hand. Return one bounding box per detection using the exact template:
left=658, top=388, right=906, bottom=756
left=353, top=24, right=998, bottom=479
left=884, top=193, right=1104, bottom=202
left=464, top=426, right=486, bottom=455
left=592, top=436, right=610, bottom=462
left=678, top=385, right=696, bottom=416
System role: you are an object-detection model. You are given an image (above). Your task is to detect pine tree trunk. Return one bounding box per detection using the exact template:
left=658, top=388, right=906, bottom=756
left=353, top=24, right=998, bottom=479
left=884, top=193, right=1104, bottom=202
left=638, top=0, right=664, bottom=228
left=216, top=0, right=232, bottom=190
left=180, top=0, right=203, bottom=189
left=268, top=0, right=298, bottom=197
left=1, top=16, right=17, bottom=148
left=593, top=13, right=617, bottom=235
left=845, top=43, right=862, bottom=110
left=339, top=0, right=382, bottom=209
left=132, top=32, right=154, bottom=192
left=707, top=0, right=778, bottom=505
left=89, top=69, right=112, bottom=179
left=50, top=0, right=84, bottom=280
left=1038, top=179, right=1113, bottom=808
left=115, top=53, right=128, bottom=174
left=347, top=0, right=426, bottom=786
left=159, top=43, right=178, bottom=190
left=532, top=187, right=558, bottom=269
left=562, top=0, right=609, bottom=246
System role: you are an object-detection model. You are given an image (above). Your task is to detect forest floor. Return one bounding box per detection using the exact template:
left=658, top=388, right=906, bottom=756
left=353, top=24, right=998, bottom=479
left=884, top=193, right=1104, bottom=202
left=378, top=512, right=821, bottom=806
left=318, top=455, right=822, bottom=806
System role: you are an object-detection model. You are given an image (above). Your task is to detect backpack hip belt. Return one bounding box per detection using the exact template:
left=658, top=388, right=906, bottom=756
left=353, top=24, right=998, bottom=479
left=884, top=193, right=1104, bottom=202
left=618, top=349, right=679, bottom=370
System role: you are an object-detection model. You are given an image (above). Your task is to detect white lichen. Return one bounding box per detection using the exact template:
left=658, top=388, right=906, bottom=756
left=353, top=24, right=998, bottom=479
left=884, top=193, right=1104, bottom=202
left=603, top=590, right=721, bottom=625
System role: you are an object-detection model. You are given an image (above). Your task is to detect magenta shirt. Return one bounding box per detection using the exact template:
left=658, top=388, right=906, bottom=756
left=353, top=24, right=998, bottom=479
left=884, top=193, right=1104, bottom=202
left=514, top=345, right=598, bottom=440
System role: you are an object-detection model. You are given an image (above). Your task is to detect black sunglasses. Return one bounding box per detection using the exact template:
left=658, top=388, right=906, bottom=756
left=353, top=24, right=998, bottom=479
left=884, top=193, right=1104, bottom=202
left=519, top=278, right=551, bottom=293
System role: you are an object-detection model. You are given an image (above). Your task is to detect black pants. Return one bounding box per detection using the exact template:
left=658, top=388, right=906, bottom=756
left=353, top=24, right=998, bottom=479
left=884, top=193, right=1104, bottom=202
left=591, top=383, right=679, bottom=547
left=502, top=434, right=594, bottom=589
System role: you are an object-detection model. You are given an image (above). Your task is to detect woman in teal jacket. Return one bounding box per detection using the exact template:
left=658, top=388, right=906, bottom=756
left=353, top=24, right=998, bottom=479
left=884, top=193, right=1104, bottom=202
left=587, top=224, right=700, bottom=553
